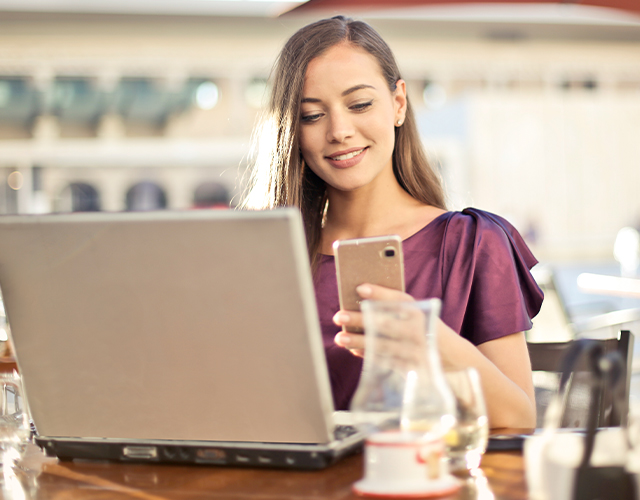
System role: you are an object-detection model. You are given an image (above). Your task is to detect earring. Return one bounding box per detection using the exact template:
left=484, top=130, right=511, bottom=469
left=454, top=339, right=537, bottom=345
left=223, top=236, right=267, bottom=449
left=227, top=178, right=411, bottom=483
left=397, top=119, right=403, bottom=126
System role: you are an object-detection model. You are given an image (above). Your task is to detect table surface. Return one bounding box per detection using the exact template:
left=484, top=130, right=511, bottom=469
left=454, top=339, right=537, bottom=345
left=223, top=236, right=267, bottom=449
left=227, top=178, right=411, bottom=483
left=4, top=442, right=529, bottom=500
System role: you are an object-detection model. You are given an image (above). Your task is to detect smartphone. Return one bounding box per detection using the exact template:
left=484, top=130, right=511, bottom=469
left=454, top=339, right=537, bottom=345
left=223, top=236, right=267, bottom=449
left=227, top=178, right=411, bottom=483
left=333, top=235, right=405, bottom=333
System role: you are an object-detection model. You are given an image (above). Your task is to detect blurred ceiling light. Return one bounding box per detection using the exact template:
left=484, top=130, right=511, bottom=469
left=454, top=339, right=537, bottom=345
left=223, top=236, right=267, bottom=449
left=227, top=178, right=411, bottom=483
left=245, top=79, right=268, bottom=109
left=195, top=81, right=219, bottom=110
left=423, top=82, right=447, bottom=109
left=614, top=226, right=640, bottom=277
left=577, top=273, right=640, bottom=297
left=7, top=171, right=24, bottom=190
left=0, top=328, right=7, bottom=342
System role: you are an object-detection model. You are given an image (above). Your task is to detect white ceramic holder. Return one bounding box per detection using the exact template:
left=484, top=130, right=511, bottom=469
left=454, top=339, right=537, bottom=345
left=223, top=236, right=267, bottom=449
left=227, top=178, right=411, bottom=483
left=353, top=431, right=460, bottom=498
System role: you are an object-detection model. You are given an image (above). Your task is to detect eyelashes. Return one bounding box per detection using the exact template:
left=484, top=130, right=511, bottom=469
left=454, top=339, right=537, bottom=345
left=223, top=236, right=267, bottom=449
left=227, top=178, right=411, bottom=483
left=300, top=100, right=373, bottom=123
left=351, top=100, right=373, bottom=112
left=300, top=113, right=322, bottom=123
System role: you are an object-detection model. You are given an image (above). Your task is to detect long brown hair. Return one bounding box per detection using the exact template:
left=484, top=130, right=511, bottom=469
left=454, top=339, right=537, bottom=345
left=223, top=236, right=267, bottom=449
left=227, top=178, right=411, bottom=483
left=240, top=16, right=446, bottom=269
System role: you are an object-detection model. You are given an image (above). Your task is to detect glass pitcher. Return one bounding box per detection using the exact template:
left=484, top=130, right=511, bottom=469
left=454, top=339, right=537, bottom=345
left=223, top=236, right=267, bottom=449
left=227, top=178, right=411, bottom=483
left=350, top=298, right=456, bottom=436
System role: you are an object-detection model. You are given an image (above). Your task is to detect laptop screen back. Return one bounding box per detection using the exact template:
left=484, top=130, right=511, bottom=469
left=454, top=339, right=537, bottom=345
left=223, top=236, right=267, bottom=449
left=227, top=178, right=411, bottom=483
left=0, top=209, right=335, bottom=444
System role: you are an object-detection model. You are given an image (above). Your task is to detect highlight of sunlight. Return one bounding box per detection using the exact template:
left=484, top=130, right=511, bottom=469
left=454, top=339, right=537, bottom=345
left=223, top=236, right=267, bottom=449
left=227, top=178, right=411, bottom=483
left=242, top=115, right=279, bottom=209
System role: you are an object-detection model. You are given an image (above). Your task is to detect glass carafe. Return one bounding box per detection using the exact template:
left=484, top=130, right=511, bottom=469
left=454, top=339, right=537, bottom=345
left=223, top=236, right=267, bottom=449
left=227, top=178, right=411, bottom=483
left=350, top=298, right=456, bottom=437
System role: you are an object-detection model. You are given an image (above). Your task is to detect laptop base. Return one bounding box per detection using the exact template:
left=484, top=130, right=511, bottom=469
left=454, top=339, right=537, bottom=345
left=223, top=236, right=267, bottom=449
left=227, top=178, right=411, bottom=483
left=36, top=436, right=364, bottom=470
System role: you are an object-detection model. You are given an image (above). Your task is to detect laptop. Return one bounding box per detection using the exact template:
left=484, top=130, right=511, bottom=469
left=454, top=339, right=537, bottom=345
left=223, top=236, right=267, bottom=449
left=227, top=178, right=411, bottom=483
left=0, top=208, right=363, bottom=469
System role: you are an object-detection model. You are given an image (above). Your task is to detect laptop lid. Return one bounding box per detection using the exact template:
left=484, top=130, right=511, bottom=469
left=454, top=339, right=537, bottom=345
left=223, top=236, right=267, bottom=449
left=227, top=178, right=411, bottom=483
left=0, top=208, right=336, bottom=445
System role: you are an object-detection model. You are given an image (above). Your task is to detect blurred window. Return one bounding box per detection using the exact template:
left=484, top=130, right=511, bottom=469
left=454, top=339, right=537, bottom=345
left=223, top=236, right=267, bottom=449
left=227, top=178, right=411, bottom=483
left=58, top=182, right=101, bottom=212
left=0, top=76, right=40, bottom=130
left=125, top=181, right=167, bottom=211
left=50, top=77, right=105, bottom=127
left=114, top=78, right=174, bottom=126
left=171, top=78, right=221, bottom=113
left=193, top=181, right=230, bottom=209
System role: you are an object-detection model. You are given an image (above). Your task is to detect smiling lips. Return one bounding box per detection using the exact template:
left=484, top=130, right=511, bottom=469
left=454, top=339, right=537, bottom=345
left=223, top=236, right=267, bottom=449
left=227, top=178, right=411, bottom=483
left=325, top=147, right=368, bottom=168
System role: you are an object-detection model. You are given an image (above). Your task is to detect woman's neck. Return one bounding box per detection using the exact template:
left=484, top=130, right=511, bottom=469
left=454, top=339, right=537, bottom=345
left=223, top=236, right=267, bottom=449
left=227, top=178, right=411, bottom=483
left=320, top=175, right=445, bottom=254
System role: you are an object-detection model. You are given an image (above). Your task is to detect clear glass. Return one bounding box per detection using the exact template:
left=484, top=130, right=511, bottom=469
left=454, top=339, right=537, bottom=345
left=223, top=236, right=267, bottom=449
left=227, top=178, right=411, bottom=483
left=444, top=367, right=489, bottom=470
left=350, top=299, right=456, bottom=437
left=457, top=468, right=495, bottom=500
left=0, top=372, right=31, bottom=467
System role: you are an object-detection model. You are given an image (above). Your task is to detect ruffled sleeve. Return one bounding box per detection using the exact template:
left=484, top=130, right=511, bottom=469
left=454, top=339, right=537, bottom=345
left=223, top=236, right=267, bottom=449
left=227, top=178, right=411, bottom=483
left=438, top=208, right=543, bottom=344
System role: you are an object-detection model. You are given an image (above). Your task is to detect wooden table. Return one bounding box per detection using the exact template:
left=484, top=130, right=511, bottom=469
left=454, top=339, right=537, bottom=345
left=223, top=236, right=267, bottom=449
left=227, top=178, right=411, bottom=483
left=4, top=443, right=528, bottom=500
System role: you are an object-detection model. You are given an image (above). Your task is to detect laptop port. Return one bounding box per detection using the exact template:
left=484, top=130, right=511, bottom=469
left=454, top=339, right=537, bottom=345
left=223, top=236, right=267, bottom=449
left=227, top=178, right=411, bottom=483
left=123, top=446, right=158, bottom=460
left=196, top=448, right=227, bottom=464
left=235, top=454, right=250, bottom=463
left=257, top=456, right=272, bottom=464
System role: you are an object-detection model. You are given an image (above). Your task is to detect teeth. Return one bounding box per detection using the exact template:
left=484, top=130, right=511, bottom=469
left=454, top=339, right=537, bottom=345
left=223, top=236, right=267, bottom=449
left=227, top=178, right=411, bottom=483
left=331, top=148, right=364, bottom=161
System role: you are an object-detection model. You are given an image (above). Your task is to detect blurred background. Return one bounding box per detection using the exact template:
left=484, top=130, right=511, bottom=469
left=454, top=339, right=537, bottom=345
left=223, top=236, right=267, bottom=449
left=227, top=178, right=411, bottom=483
left=1, top=0, right=640, bottom=356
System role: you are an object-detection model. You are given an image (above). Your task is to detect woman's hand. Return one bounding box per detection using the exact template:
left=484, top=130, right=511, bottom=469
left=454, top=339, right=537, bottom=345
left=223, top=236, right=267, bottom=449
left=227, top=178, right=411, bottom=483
left=333, top=283, right=414, bottom=357
left=332, top=284, right=537, bottom=429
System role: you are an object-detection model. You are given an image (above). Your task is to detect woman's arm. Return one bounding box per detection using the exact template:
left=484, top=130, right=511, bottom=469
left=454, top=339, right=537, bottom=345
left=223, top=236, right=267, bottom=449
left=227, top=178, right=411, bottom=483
left=333, top=283, right=536, bottom=429
left=434, top=325, right=536, bottom=429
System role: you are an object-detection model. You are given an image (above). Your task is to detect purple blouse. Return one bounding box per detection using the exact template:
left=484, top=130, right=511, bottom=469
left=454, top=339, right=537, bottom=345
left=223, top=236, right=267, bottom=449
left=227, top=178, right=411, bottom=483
left=314, top=208, right=544, bottom=410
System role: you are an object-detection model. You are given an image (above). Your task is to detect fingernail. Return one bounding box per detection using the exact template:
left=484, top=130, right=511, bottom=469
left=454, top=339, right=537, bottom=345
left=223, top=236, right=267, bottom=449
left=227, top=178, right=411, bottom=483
left=336, top=333, right=351, bottom=345
left=334, top=312, right=350, bottom=324
left=356, top=285, right=372, bottom=297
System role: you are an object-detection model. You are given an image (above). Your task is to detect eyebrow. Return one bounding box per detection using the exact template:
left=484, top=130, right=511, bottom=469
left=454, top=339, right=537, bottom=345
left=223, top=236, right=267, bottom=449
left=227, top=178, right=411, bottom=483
left=301, top=84, right=376, bottom=103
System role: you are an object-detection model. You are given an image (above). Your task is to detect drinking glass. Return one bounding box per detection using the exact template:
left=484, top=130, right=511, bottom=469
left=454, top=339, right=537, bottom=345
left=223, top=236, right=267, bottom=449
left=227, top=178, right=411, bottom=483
left=444, top=367, right=489, bottom=470
left=0, top=372, right=31, bottom=467
left=458, top=468, right=495, bottom=500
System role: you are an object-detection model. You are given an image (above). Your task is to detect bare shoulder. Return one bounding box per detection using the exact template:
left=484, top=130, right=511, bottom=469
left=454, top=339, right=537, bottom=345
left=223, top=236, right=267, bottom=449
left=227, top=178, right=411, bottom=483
left=400, top=204, right=447, bottom=239
left=420, top=205, right=447, bottom=224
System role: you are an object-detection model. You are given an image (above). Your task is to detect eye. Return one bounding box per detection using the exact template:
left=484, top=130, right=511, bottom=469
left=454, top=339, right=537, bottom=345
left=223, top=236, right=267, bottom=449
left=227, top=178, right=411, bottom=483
left=351, top=100, right=373, bottom=112
left=301, top=113, right=323, bottom=123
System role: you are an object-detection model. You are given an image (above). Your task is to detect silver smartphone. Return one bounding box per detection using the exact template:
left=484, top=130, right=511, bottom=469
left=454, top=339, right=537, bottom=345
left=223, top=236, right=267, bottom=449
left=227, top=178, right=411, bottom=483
left=333, top=235, right=405, bottom=333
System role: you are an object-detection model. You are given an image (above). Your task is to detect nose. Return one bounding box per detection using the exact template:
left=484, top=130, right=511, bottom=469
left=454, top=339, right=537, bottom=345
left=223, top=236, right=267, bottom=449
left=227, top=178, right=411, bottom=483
left=326, top=110, right=354, bottom=143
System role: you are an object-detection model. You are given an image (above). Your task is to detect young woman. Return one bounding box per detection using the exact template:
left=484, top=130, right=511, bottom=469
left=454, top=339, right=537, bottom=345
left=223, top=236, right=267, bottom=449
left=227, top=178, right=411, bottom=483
left=241, top=16, right=543, bottom=429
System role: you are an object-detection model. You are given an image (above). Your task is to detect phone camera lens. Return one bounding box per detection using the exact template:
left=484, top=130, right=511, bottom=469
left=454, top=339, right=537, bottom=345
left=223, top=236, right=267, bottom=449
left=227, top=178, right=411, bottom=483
left=383, top=247, right=396, bottom=258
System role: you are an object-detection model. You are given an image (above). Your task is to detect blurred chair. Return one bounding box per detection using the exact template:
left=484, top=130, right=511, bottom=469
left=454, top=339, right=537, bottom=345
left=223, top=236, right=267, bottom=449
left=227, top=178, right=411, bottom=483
left=528, top=264, right=640, bottom=341
left=528, top=330, right=634, bottom=428
left=572, top=308, right=640, bottom=337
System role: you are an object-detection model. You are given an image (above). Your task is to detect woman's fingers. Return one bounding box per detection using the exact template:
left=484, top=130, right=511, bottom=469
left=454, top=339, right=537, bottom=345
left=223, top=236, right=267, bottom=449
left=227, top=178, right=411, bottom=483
left=333, top=285, right=416, bottom=358
left=333, top=310, right=366, bottom=356
left=334, top=331, right=365, bottom=357
left=333, top=310, right=363, bottom=329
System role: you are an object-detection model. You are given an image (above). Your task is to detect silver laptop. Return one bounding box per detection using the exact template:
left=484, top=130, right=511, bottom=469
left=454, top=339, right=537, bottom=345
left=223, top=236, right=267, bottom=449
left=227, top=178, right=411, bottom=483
left=0, top=208, right=362, bottom=469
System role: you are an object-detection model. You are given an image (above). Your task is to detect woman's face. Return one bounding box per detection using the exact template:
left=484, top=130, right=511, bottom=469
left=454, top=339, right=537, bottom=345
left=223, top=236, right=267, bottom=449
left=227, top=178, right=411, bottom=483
left=298, top=42, right=406, bottom=194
